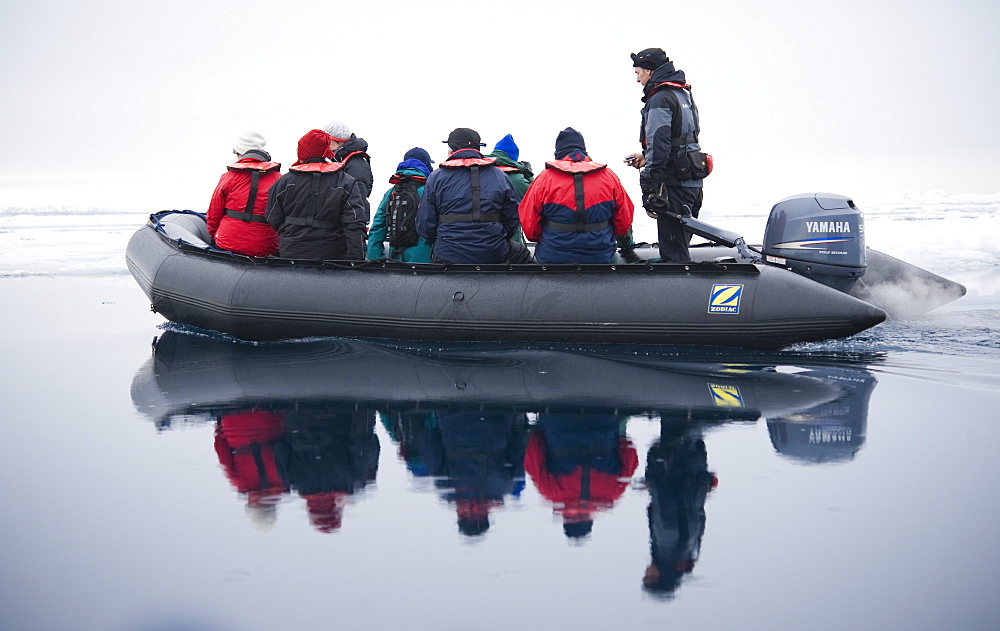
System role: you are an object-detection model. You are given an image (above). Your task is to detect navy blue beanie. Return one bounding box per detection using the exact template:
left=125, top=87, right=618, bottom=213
left=554, top=127, right=587, bottom=160
left=563, top=520, right=593, bottom=539
left=403, top=147, right=434, bottom=170
left=493, top=134, right=519, bottom=162
left=395, top=158, right=430, bottom=177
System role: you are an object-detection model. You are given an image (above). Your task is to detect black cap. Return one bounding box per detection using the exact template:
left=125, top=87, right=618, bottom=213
left=631, top=47, right=668, bottom=70
left=444, top=127, right=486, bottom=151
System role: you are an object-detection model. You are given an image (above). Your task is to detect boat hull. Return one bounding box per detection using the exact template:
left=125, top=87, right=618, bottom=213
left=125, top=212, right=886, bottom=350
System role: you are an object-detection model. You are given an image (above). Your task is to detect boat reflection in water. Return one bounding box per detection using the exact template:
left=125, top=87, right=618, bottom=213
left=131, top=330, right=878, bottom=592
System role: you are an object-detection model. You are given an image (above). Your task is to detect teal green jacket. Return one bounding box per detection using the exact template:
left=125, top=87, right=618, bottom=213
left=488, top=150, right=534, bottom=199
left=367, top=167, right=433, bottom=262
left=488, top=150, right=532, bottom=243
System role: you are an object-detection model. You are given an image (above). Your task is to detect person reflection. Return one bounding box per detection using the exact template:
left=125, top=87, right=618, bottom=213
left=273, top=403, right=380, bottom=533
left=213, top=408, right=289, bottom=531
left=381, top=408, right=527, bottom=537
left=643, top=414, right=718, bottom=597
left=438, top=411, right=527, bottom=537
left=379, top=409, right=438, bottom=478
left=525, top=413, right=639, bottom=541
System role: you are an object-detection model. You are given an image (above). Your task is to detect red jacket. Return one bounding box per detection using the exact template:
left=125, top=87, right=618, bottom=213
left=518, top=160, right=634, bottom=264
left=213, top=410, right=287, bottom=497
left=524, top=429, right=638, bottom=514
left=207, top=158, right=282, bottom=256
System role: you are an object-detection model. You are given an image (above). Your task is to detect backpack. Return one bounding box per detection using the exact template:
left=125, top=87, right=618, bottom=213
left=386, top=174, right=425, bottom=251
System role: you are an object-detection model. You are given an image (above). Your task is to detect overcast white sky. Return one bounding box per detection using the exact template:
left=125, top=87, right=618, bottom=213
left=1, top=0, right=998, bottom=216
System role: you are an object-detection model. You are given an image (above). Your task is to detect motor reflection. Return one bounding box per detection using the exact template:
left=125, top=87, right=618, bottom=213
left=767, top=367, right=875, bottom=463
left=133, top=330, right=880, bottom=594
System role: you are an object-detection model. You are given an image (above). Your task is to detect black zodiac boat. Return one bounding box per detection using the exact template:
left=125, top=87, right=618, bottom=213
left=125, top=193, right=965, bottom=350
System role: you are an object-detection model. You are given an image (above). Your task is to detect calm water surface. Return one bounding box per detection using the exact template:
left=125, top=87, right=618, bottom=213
left=1, top=275, right=999, bottom=631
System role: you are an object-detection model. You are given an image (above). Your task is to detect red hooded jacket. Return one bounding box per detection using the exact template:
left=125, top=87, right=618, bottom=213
left=207, top=157, right=282, bottom=256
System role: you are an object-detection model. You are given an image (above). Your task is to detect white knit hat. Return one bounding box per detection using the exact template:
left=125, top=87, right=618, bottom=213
left=322, top=121, right=352, bottom=142
left=233, top=131, right=266, bottom=155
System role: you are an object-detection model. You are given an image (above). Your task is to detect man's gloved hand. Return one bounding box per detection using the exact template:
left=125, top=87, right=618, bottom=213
left=619, top=247, right=642, bottom=264
left=644, top=193, right=670, bottom=219
left=641, top=179, right=669, bottom=219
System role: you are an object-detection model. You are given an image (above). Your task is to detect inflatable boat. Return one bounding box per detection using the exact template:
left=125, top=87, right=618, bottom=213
left=125, top=193, right=963, bottom=350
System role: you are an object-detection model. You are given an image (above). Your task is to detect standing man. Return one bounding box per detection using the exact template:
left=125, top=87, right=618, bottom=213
left=625, top=48, right=708, bottom=262
left=416, top=127, right=532, bottom=264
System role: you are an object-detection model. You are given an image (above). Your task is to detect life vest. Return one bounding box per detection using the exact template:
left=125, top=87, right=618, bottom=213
left=282, top=160, right=348, bottom=230
left=438, top=156, right=502, bottom=224
left=227, top=161, right=281, bottom=173
left=541, top=161, right=610, bottom=233
left=643, top=80, right=691, bottom=102
left=641, top=81, right=701, bottom=155
left=223, top=161, right=282, bottom=224
left=336, top=150, right=371, bottom=169
left=440, top=157, right=498, bottom=168
left=290, top=161, right=345, bottom=173
left=544, top=160, right=606, bottom=174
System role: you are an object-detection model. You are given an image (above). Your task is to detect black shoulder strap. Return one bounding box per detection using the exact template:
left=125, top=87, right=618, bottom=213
left=244, top=170, right=261, bottom=217
left=224, top=169, right=270, bottom=223
left=436, top=164, right=502, bottom=224
left=309, top=171, right=322, bottom=218
left=664, top=86, right=699, bottom=150
left=541, top=171, right=609, bottom=233
left=574, top=172, right=587, bottom=230
left=470, top=165, right=482, bottom=221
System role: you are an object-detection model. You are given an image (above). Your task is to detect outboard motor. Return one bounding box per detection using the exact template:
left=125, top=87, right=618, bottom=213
left=762, top=193, right=866, bottom=293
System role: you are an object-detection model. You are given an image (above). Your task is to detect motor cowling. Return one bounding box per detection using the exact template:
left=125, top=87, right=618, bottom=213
left=762, top=193, right=866, bottom=293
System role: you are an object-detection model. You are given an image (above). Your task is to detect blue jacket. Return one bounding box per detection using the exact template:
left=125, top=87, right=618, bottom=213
left=416, top=149, right=521, bottom=264
left=367, top=160, right=433, bottom=262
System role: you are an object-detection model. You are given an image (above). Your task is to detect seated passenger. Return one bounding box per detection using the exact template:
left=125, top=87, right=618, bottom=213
left=518, top=128, right=635, bottom=264
left=367, top=147, right=434, bottom=262
left=265, top=130, right=367, bottom=260
left=323, top=121, right=374, bottom=222
left=416, top=127, right=533, bottom=265
left=488, top=134, right=534, bottom=199
left=206, top=131, right=282, bottom=257
left=488, top=133, right=533, bottom=244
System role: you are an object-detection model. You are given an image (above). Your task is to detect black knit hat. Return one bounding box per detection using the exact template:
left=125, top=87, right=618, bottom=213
left=443, top=128, right=486, bottom=151
left=554, top=127, right=587, bottom=159
left=563, top=520, right=593, bottom=539
left=631, top=47, right=668, bottom=70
